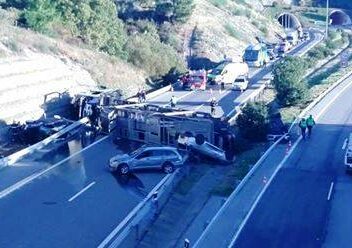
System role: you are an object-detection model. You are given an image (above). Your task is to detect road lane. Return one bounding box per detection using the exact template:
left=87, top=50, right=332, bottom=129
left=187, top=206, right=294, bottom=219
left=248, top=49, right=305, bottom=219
left=148, top=30, right=322, bottom=118
left=0, top=136, right=165, bottom=248
left=233, top=81, right=352, bottom=247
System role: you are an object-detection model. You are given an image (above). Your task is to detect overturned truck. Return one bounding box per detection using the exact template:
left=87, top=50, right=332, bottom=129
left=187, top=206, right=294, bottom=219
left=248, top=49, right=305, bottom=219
left=106, top=105, right=235, bottom=160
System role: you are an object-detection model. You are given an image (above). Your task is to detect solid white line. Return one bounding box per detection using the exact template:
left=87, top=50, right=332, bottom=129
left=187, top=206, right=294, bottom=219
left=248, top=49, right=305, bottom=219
left=228, top=76, right=352, bottom=247
left=228, top=135, right=302, bottom=248
left=342, top=138, right=348, bottom=150
left=68, top=181, right=96, bottom=202
left=327, top=182, right=334, bottom=201
left=0, top=135, right=109, bottom=200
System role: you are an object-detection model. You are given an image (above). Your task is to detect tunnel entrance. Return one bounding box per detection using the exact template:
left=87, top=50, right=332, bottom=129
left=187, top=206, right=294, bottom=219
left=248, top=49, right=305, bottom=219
left=278, top=13, right=301, bottom=29
left=329, top=10, right=351, bottom=26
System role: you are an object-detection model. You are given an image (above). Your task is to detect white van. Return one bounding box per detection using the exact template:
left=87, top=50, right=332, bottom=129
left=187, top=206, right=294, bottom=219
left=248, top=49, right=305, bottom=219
left=286, top=31, right=299, bottom=46
left=345, top=133, right=352, bottom=173
left=208, top=62, right=249, bottom=85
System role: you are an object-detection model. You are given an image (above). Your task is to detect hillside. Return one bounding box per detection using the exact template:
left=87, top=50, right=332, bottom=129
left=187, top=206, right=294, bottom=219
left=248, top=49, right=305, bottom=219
left=0, top=0, right=284, bottom=93
left=183, top=0, right=285, bottom=67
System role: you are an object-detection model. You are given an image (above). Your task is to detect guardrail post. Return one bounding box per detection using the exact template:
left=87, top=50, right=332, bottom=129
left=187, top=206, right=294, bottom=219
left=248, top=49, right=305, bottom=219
left=152, top=191, right=159, bottom=219
left=184, top=239, right=190, bottom=248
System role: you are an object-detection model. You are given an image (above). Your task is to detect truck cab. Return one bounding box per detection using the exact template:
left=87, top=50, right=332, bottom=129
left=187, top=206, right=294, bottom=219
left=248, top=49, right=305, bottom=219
left=243, top=44, right=270, bottom=67
left=345, top=133, right=352, bottom=173
left=181, top=70, right=207, bottom=91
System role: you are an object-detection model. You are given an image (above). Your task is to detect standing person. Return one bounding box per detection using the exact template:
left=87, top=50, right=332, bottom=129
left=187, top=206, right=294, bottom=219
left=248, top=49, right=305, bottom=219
left=299, top=118, right=307, bottom=140
left=141, top=88, right=146, bottom=103
left=210, top=97, right=217, bottom=116
left=170, top=95, right=177, bottom=108
left=306, top=114, right=315, bottom=138
left=221, top=81, right=225, bottom=91
left=137, top=88, right=142, bottom=103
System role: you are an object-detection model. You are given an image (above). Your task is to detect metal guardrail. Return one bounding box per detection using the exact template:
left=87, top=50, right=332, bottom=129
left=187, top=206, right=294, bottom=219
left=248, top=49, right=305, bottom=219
left=0, top=117, right=89, bottom=168
left=98, top=169, right=183, bottom=248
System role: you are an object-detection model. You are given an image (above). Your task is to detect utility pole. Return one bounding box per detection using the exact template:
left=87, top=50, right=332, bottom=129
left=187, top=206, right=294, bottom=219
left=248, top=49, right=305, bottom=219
left=325, top=0, right=329, bottom=39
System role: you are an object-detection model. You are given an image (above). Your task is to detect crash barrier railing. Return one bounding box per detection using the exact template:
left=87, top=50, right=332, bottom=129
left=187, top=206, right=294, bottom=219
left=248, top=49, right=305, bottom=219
left=0, top=117, right=89, bottom=168
left=98, top=168, right=185, bottom=248
left=227, top=30, right=325, bottom=126
left=195, top=65, right=352, bottom=248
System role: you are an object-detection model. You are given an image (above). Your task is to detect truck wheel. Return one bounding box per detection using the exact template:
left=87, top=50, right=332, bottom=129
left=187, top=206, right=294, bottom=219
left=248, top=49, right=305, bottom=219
left=195, top=134, right=205, bottom=145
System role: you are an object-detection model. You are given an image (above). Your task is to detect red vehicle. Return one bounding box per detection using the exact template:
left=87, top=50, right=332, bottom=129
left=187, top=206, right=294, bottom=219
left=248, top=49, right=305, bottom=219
left=180, top=70, right=207, bottom=91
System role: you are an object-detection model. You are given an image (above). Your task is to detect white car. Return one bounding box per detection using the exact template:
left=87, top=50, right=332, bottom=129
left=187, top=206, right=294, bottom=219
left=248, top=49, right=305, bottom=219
left=233, top=76, right=249, bottom=91
left=345, top=133, right=352, bottom=174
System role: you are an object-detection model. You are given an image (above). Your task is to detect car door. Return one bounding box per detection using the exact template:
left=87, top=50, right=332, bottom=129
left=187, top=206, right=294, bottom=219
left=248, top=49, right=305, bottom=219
left=132, top=150, right=153, bottom=169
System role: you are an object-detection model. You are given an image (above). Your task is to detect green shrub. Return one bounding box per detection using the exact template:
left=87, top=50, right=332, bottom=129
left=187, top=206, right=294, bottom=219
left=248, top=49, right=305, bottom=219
left=237, top=102, right=269, bottom=141
left=210, top=0, right=227, bottom=8
left=272, top=56, right=308, bottom=106
left=125, top=32, right=185, bottom=78
left=224, top=23, right=240, bottom=39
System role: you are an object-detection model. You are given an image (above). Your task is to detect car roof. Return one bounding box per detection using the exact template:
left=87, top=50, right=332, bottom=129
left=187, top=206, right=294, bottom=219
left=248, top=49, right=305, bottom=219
left=143, top=146, right=178, bottom=151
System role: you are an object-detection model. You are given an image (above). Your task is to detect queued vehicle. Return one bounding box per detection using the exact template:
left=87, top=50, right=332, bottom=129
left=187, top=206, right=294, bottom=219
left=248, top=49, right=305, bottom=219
left=109, top=146, right=185, bottom=175
left=286, top=30, right=299, bottom=46
left=180, top=70, right=207, bottom=90
left=207, top=61, right=249, bottom=85
left=303, top=31, right=310, bottom=41
left=344, top=133, right=352, bottom=174
left=278, top=40, right=290, bottom=57
left=243, top=43, right=270, bottom=67
left=232, top=76, right=249, bottom=91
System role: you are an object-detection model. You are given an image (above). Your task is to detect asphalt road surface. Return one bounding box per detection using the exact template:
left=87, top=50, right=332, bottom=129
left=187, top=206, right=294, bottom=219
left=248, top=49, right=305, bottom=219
left=233, top=80, right=352, bottom=248
left=0, top=133, right=165, bottom=248
left=148, top=30, right=322, bottom=118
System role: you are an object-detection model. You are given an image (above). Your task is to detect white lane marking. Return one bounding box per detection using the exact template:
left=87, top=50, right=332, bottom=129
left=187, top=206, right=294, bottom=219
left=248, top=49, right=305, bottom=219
left=342, top=138, right=348, bottom=150
left=68, top=181, right=96, bottom=202
left=0, top=135, right=109, bottom=199
left=327, top=182, right=334, bottom=201
left=228, top=77, right=352, bottom=247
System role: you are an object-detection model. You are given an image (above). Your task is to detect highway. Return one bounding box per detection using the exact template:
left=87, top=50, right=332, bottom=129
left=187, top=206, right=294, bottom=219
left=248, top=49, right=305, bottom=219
left=232, top=78, right=352, bottom=247
left=0, top=30, right=323, bottom=248
left=0, top=132, right=165, bottom=247
left=148, top=30, right=323, bottom=118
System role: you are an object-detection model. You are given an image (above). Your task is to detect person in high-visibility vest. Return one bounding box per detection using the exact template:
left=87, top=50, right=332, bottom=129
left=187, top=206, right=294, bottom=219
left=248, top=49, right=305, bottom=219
left=299, top=118, right=307, bottom=140
left=306, top=115, right=316, bottom=138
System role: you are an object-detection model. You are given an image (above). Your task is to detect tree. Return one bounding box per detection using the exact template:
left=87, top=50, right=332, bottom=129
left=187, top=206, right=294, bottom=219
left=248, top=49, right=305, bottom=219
left=23, top=0, right=59, bottom=33
left=237, top=102, right=269, bottom=141
left=272, top=56, right=308, bottom=106
left=155, top=0, right=194, bottom=23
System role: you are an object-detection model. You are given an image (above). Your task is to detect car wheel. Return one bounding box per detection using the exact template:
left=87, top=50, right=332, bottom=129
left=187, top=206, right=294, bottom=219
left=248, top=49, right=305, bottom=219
left=163, top=162, right=174, bottom=174
left=119, top=163, right=129, bottom=175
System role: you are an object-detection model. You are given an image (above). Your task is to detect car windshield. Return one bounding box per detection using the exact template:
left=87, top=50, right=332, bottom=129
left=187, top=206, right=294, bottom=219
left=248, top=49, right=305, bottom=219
left=244, top=50, right=259, bottom=61
left=235, top=78, right=245, bottom=82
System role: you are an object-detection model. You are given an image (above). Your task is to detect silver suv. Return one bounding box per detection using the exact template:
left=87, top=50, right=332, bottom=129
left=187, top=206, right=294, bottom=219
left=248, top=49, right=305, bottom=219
left=109, top=146, right=185, bottom=175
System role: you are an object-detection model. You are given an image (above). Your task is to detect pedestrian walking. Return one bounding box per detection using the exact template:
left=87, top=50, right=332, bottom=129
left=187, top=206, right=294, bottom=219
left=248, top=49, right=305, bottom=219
left=306, top=114, right=315, bottom=138
left=210, top=97, right=217, bottom=116
left=299, top=118, right=307, bottom=140
left=170, top=95, right=177, bottom=108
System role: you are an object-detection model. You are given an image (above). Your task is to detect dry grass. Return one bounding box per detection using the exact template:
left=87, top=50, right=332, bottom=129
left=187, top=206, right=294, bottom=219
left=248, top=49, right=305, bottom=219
left=179, top=0, right=284, bottom=63
left=0, top=9, right=146, bottom=97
